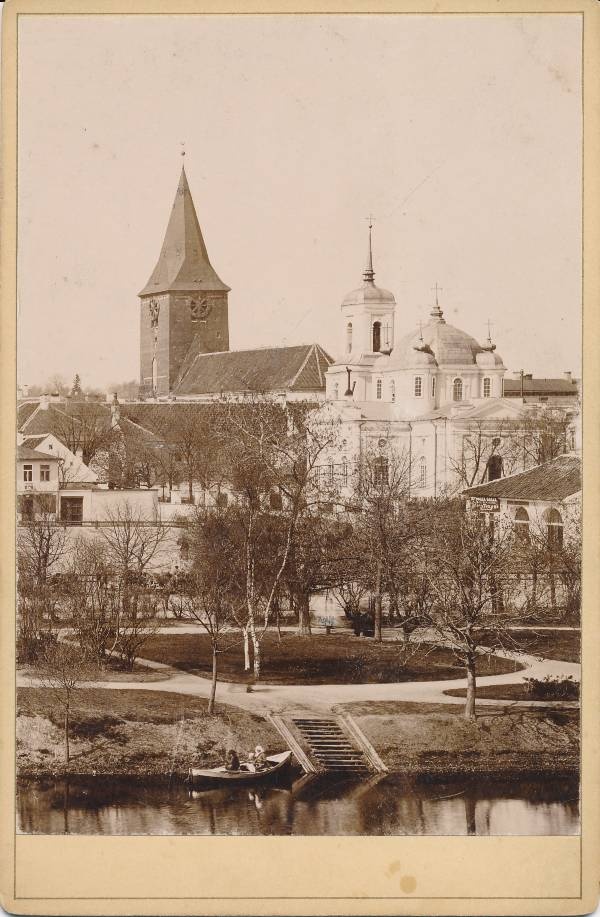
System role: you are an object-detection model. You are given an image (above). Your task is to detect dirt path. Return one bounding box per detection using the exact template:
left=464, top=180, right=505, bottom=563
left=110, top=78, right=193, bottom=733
left=17, top=644, right=580, bottom=717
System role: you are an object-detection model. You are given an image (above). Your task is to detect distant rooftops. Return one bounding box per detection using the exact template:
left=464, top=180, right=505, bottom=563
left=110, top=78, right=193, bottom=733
left=503, top=374, right=579, bottom=397
left=463, top=453, right=581, bottom=503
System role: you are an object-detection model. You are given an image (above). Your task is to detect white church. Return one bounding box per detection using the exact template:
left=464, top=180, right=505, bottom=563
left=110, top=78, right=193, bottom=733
left=320, top=226, right=559, bottom=498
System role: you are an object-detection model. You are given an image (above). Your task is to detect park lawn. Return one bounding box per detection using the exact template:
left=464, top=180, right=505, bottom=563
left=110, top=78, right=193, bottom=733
left=475, top=627, right=580, bottom=663
left=138, top=632, right=523, bottom=684
left=17, top=687, right=283, bottom=778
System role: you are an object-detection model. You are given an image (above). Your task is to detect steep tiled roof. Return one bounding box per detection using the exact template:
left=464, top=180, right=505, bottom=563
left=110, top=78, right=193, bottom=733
left=139, top=166, right=229, bottom=296
left=463, top=454, right=581, bottom=502
left=503, top=378, right=579, bottom=395
left=174, top=343, right=333, bottom=396
left=17, top=445, right=59, bottom=462
left=21, top=435, right=47, bottom=450
left=17, top=403, right=39, bottom=427
left=19, top=403, right=111, bottom=438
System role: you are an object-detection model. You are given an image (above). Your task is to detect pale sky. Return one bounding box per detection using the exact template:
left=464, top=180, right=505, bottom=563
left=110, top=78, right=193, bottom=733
left=17, top=13, right=582, bottom=390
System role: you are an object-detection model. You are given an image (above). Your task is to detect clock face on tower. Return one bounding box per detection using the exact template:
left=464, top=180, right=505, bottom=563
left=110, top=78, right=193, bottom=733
left=190, top=296, right=211, bottom=322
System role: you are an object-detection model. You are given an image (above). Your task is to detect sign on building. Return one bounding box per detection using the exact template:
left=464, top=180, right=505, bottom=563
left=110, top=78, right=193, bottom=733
left=470, top=496, right=500, bottom=512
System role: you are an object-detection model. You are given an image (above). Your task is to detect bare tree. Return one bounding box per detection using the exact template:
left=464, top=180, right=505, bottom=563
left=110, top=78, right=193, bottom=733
left=17, top=499, right=68, bottom=659
left=425, top=501, right=516, bottom=720
left=37, top=641, right=91, bottom=763
left=96, top=501, right=167, bottom=668
left=352, top=438, right=412, bottom=642
left=223, top=397, right=339, bottom=678
left=182, top=507, right=240, bottom=713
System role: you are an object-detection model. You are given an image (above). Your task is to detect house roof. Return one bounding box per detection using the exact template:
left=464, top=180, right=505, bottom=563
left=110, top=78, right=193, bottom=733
left=463, top=453, right=581, bottom=503
left=139, top=166, right=229, bottom=296
left=21, top=435, right=47, bottom=450
left=19, top=402, right=112, bottom=439
left=17, top=445, right=59, bottom=462
left=174, top=343, right=333, bottom=396
left=17, top=402, right=39, bottom=427
left=503, top=378, right=579, bottom=396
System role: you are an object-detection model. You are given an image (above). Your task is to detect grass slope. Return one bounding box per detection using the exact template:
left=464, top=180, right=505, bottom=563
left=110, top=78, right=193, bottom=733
left=17, top=687, right=283, bottom=778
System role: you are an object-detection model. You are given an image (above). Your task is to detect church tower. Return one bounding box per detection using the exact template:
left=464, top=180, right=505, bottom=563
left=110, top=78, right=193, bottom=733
left=138, top=163, right=230, bottom=396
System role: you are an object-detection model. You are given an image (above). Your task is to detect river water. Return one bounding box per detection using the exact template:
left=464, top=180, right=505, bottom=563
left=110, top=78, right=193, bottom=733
left=17, top=773, right=579, bottom=836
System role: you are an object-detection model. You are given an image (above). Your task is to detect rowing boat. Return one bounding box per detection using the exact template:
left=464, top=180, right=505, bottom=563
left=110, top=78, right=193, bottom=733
left=188, top=751, right=292, bottom=785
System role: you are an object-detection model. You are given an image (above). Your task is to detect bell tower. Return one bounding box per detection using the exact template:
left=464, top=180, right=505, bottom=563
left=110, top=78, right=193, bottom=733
left=138, top=162, right=230, bottom=396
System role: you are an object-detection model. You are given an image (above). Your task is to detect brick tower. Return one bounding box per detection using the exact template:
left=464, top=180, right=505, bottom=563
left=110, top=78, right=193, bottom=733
left=138, top=164, right=230, bottom=396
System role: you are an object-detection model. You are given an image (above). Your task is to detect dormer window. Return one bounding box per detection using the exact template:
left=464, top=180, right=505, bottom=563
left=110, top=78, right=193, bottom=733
left=376, top=379, right=382, bottom=400
left=372, top=322, right=381, bottom=353
left=483, top=377, right=491, bottom=397
left=414, top=376, right=423, bottom=397
left=453, top=378, right=463, bottom=402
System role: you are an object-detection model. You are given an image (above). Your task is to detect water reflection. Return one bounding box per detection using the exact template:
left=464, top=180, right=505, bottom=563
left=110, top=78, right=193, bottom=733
left=17, top=773, right=579, bottom=837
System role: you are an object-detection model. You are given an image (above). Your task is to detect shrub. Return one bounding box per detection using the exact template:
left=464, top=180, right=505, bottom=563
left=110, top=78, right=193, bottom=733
left=524, top=675, right=579, bottom=700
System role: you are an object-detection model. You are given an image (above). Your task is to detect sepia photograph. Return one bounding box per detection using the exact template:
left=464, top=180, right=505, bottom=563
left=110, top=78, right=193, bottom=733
left=13, top=9, right=583, bottom=842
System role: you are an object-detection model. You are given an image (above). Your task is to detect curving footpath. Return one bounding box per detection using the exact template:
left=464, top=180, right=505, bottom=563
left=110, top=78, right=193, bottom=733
left=17, top=644, right=580, bottom=718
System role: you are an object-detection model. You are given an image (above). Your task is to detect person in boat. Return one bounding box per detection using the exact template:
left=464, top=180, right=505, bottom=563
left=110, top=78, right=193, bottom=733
left=224, top=749, right=241, bottom=772
left=252, top=745, right=267, bottom=771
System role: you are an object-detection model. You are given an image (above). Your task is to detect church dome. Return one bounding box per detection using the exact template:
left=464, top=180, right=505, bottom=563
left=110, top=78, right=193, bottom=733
left=476, top=349, right=505, bottom=368
left=393, top=302, right=484, bottom=367
left=342, top=282, right=396, bottom=307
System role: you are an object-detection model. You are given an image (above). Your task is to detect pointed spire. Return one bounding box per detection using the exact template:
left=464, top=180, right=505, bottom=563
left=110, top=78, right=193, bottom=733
left=430, top=282, right=444, bottom=321
left=363, top=217, right=375, bottom=284
left=139, top=163, right=230, bottom=296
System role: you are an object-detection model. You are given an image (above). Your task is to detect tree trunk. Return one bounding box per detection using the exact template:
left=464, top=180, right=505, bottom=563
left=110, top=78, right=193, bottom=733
left=243, top=626, right=250, bottom=671
left=296, top=593, right=312, bottom=636
left=188, top=476, right=193, bottom=503
left=374, top=558, right=383, bottom=643
left=464, top=657, right=477, bottom=721
left=208, top=648, right=218, bottom=715
left=64, top=708, right=70, bottom=763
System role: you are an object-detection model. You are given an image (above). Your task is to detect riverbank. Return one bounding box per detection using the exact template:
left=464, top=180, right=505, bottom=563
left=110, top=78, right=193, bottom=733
left=341, top=701, right=579, bottom=778
left=17, top=687, right=579, bottom=780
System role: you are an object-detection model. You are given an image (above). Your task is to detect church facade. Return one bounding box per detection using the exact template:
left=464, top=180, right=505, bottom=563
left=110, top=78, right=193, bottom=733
left=318, top=229, right=575, bottom=499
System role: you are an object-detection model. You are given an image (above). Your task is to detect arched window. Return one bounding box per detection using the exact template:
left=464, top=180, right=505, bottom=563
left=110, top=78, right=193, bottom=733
left=333, top=383, right=339, bottom=400
left=419, top=456, right=427, bottom=489
left=514, top=506, right=530, bottom=542
left=483, top=377, right=491, bottom=398
left=543, top=508, right=564, bottom=549
left=390, top=381, right=396, bottom=403
left=453, top=378, right=463, bottom=402
left=376, top=379, right=382, bottom=400
left=372, top=321, right=381, bottom=353
left=414, top=376, right=423, bottom=397
left=152, top=357, right=158, bottom=393
left=487, top=454, right=503, bottom=481
left=431, top=376, right=436, bottom=398
left=346, top=322, right=353, bottom=354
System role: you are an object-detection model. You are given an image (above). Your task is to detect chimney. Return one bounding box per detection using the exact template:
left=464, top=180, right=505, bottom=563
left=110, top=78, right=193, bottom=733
left=563, top=371, right=572, bottom=382
left=40, top=394, right=49, bottom=410
left=110, top=393, right=120, bottom=427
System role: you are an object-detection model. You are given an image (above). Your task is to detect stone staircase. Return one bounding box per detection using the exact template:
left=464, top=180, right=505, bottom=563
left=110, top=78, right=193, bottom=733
left=292, top=717, right=369, bottom=773
left=269, top=713, right=388, bottom=776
